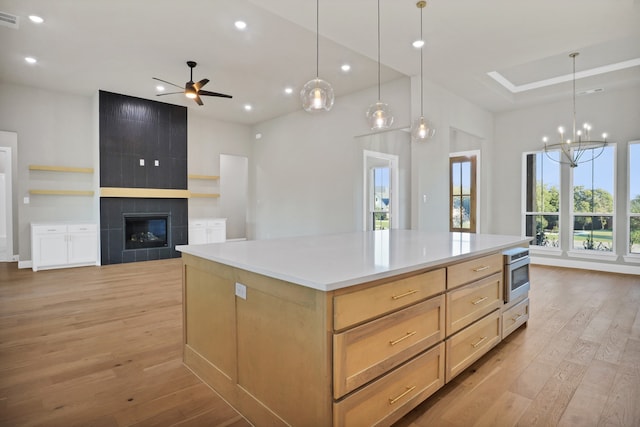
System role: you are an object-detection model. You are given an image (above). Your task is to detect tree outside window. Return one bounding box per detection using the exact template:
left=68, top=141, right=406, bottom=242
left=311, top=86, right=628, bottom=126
left=572, top=146, right=615, bottom=251
left=450, top=156, right=476, bottom=233
left=524, top=152, right=560, bottom=247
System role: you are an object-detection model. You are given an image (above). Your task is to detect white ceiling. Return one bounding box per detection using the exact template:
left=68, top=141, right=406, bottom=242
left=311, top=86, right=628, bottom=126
left=1, top=0, right=639, bottom=125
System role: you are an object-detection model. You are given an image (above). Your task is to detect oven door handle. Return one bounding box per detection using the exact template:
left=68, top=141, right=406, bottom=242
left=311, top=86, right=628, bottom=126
left=509, top=256, right=530, bottom=270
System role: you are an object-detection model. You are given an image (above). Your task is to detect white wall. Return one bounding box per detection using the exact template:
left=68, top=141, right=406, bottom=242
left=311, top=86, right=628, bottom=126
left=249, top=77, right=412, bottom=240
left=493, top=85, right=640, bottom=268
left=0, top=83, right=95, bottom=262
left=410, top=76, right=494, bottom=233
left=187, top=112, right=252, bottom=223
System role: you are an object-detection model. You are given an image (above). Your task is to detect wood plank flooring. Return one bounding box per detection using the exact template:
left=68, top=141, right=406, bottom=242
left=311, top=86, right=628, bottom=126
left=0, top=260, right=638, bottom=426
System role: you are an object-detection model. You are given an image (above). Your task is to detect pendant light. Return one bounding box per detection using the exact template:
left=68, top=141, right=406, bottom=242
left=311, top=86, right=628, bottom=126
left=366, top=0, right=393, bottom=130
left=301, top=0, right=334, bottom=112
left=543, top=52, right=608, bottom=167
left=411, top=1, right=435, bottom=141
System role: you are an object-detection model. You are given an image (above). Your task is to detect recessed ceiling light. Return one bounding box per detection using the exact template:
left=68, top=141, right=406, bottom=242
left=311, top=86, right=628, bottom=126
left=156, top=85, right=165, bottom=92
left=25, top=57, right=37, bottom=64
left=412, top=39, right=424, bottom=48
left=28, top=15, right=44, bottom=24
left=284, top=87, right=293, bottom=95
left=234, top=20, right=247, bottom=30
left=244, top=104, right=252, bottom=111
left=341, top=64, right=351, bottom=72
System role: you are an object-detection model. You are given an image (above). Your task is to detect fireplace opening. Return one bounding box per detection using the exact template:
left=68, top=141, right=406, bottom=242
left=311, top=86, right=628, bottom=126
left=124, top=214, right=169, bottom=250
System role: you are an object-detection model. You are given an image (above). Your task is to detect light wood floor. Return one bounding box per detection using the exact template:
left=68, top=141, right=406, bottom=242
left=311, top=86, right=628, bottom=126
left=0, top=260, right=638, bottom=427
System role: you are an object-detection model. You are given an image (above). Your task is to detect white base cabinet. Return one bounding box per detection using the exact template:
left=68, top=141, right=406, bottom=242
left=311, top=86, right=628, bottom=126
left=188, top=218, right=226, bottom=244
left=31, top=223, right=99, bottom=271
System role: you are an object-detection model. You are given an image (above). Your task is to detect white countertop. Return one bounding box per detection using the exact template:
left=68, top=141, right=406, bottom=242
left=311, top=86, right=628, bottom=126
left=177, top=230, right=530, bottom=291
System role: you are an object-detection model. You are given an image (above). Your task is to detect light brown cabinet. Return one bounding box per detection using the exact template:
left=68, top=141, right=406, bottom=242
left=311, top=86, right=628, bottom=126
left=182, top=248, right=526, bottom=426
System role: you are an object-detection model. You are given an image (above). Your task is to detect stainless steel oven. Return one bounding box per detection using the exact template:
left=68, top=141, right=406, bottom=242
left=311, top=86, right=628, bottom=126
left=503, top=247, right=530, bottom=303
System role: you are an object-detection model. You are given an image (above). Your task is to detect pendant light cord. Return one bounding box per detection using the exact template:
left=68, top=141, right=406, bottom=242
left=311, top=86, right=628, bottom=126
left=316, top=0, right=320, bottom=79
left=377, top=0, right=381, bottom=101
left=419, top=4, right=424, bottom=116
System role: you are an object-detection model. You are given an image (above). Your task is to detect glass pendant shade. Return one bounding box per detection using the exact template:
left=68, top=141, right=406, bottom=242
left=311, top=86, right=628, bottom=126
left=301, top=78, right=334, bottom=112
left=366, top=101, right=393, bottom=130
left=412, top=116, right=435, bottom=140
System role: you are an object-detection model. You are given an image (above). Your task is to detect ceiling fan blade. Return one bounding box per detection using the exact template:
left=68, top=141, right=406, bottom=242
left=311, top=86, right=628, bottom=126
left=193, top=79, right=209, bottom=91
left=194, top=94, right=204, bottom=106
left=152, top=77, right=183, bottom=90
left=156, top=91, right=184, bottom=96
left=198, top=90, right=233, bottom=99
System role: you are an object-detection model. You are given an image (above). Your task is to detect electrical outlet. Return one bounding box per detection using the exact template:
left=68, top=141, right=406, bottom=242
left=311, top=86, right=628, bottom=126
left=139, top=159, right=145, bottom=166
left=235, top=282, right=247, bottom=300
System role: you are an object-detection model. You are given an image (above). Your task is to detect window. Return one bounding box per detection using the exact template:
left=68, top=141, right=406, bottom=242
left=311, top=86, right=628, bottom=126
left=629, top=142, right=640, bottom=254
left=524, top=152, right=560, bottom=247
left=371, top=167, right=390, bottom=230
left=571, top=145, right=615, bottom=252
left=450, top=155, right=476, bottom=232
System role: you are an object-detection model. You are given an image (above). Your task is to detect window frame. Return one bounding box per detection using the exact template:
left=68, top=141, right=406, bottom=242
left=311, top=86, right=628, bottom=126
left=449, top=154, right=477, bottom=233
left=522, top=150, right=561, bottom=251
left=627, top=140, right=640, bottom=258
left=568, top=144, right=617, bottom=257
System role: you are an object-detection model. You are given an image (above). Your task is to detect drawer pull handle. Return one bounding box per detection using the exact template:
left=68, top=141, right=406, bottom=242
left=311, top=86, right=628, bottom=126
left=391, top=289, right=419, bottom=300
left=511, top=314, right=523, bottom=322
left=471, top=336, right=487, bottom=348
left=389, top=331, right=417, bottom=346
left=471, top=296, right=488, bottom=305
left=389, top=386, right=416, bottom=405
left=473, top=265, right=490, bottom=272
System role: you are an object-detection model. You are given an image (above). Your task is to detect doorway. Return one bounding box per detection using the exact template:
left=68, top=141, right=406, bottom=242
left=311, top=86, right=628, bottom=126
left=0, top=131, right=16, bottom=262
left=363, top=150, right=399, bottom=231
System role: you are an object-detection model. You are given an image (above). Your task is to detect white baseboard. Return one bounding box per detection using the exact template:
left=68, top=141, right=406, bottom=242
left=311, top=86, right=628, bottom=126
left=531, top=255, right=640, bottom=275
left=18, top=260, right=32, bottom=269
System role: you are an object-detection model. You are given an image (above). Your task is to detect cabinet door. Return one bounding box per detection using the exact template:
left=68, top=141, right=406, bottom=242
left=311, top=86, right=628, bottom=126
left=188, top=227, right=207, bottom=244
left=68, top=226, right=98, bottom=265
left=206, top=223, right=226, bottom=243
left=35, top=233, right=68, bottom=268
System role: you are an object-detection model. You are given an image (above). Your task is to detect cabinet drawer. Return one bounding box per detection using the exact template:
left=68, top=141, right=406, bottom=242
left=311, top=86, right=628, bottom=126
left=502, top=297, right=529, bottom=339
left=445, top=310, right=501, bottom=383
left=334, top=268, right=445, bottom=330
left=446, top=272, right=502, bottom=336
left=32, top=224, right=67, bottom=234
left=333, top=295, right=445, bottom=398
left=68, top=224, right=97, bottom=233
left=334, top=343, right=445, bottom=427
left=447, top=252, right=502, bottom=289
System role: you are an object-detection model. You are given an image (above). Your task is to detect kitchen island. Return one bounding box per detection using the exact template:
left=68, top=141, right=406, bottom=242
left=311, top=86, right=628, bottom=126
left=177, top=230, right=531, bottom=426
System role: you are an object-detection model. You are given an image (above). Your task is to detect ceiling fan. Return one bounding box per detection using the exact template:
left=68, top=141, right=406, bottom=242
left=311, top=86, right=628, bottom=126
left=153, top=61, right=232, bottom=106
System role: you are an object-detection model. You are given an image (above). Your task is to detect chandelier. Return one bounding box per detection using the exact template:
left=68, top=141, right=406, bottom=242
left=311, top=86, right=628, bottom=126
left=543, top=52, right=608, bottom=168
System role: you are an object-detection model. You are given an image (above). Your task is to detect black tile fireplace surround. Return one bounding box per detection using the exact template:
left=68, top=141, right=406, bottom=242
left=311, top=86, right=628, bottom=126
left=99, top=91, right=188, bottom=265
left=100, top=198, right=187, bottom=265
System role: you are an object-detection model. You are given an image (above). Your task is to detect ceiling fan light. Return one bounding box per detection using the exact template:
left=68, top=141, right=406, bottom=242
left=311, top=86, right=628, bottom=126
left=185, top=85, right=197, bottom=99
left=301, top=78, right=334, bottom=112
left=366, top=101, right=393, bottom=130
